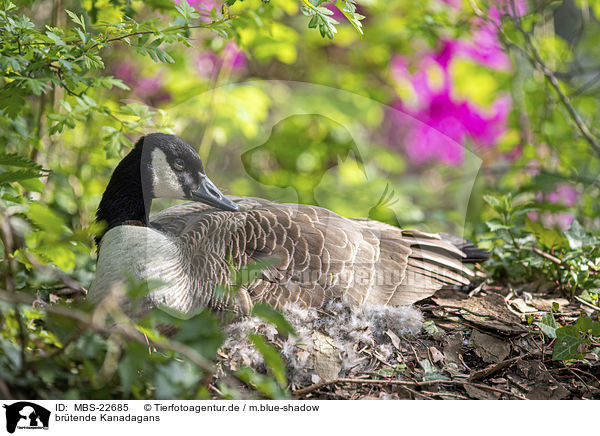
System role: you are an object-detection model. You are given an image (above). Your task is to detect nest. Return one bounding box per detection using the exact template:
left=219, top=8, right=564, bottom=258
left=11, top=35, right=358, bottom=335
left=217, top=301, right=423, bottom=385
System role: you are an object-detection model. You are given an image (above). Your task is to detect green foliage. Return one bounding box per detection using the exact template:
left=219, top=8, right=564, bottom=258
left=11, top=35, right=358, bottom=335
left=0, top=153, right=49, bottom=186
left=537, top=312, right=559, bottom=339
left=536, top=311, right=600, bottom=362
left=484, top=194, right=600, bottom=303
left=251, top=303, right=297, bottom=338
left=0, top=289, right=300, bottom=399
left=248, top=333, right=287, bottom=387
left=301, top=1, right=339, bottom=39
left=300, top=0, right=364, bottom=39
left=483, top=194, right=541, bottom=280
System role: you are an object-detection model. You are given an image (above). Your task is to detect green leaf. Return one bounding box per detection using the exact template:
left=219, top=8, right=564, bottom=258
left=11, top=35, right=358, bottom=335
left=525, top=216, right=565, bottom=248
left=118, top=345, right=147, bottom=396
left=486, top=218, right=511, bottom=232
left=419, top=358, right=449, bottom=381
left=564, top=220, right=595, bottom=250
left=0, top=337, right=22, bottom=368
left=235, top=367, right=288, bottom=399
left=552, top=326, right=586, bottom=361
left=537, top=312, right=558, bottom=338
left=0, top=152, right=44, bottom=169
left=18, top=177, right=45, bottom=192
left=251, top=303, right=297, bottom=338
left=338, top=0, right=365, bottom=35
left=0, top=89, right=27, bottom=118
left=422, top=320, right=445, bottom=338
left=28, top=202, right=68, bottom=234
left=173, top=311, right=223, bottom=358
left=45, top=30, right=65, bottom=45
left=126, top=277, right=168, bottom=300
left=65, top=10, right=86, bottom=30
left=301, top=3, right=339, bottom=39
left=35, top=243, right=76, bottom=272
left=483, top=194, right=501, bottom=210
left=175, top=1, right=201, bottom=20
left=0, top=170, right=44, bottom=185
left=24, top=77, right=50, bottom=96
left=574, top=315, right=600, bottom=336
left=249, top=333, right=287, bottom=387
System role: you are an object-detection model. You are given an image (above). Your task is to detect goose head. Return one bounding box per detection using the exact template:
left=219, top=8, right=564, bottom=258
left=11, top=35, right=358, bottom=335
left=96, top=133, right=238, bottom=244
left=140, top=133, right=239, bottom=211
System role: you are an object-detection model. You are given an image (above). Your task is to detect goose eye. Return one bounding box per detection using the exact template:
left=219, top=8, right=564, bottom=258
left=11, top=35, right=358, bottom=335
left=173, top=158, right=185, bottom=171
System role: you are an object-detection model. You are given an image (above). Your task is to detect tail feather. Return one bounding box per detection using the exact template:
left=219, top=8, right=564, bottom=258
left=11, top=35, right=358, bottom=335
left=439, top=233, right=490, bottom=263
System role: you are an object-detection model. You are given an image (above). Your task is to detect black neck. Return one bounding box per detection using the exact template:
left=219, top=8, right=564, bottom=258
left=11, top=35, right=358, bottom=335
left=95, top=140, right=151, bottom=246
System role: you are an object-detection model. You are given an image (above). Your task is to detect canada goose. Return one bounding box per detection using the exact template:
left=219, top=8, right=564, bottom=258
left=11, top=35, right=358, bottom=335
left=90, top=133, right=487, bottom=318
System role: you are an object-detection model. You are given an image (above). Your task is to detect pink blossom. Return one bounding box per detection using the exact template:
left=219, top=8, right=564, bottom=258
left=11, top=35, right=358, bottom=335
left=430, top=6, right=517, bottom=72
left=136, top=77, right=161, bottom=97
left=389, top=43, right=510, bottom=165
left=135, top=76, right=171, bottom=106
left=114, top=62, right=137, bottom=86
left=453, top=18, right=512, bottom=70
left=195, top=52, right=219, bottom=78
left=113, top=61, right=171, bottom=106
left=194, top=43, right=247, bottom=78
left=325, top=1, right=367, bottom=23
left=325, top=2, right=345, bottom=21
left=528, top=183, right=579, bottom=230
left=439, top=0, right=462, bottom=8
left=504, top=144, right=523, bottom=161
left=528, top=211, right=575, bottom=231
left=396, top=92, right=510, bottom=165
left=174, top=0, right=218, bottom=11
left=549, top=183, right=579, bottom=207
left=387, top=0, right=519, bottom=166
left=223, top=42, right=247, bottom=71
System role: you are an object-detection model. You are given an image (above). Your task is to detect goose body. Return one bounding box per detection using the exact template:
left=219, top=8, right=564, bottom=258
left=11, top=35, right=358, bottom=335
left=89, top=133, right=485, bottom=318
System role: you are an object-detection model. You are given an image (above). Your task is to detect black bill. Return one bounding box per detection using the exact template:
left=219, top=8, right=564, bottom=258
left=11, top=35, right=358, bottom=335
left=191, top=175, right=239, bottom=212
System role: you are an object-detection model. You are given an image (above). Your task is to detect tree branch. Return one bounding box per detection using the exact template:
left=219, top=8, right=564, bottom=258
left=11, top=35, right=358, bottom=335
left=469, top=0, right=600, bottom=158
left=85, top=22, right=227, bottom=53
left=292, top=377, right=528, bottom=399
left=511, top=20, right=600, bottom=157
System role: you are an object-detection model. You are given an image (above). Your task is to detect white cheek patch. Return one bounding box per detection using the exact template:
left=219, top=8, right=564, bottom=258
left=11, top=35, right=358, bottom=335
left=150, top=148, right=186, bottom=199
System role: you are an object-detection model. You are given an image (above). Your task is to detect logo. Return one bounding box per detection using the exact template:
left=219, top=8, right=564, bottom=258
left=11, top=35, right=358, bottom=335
left=2, top=402, right=50, bottom=433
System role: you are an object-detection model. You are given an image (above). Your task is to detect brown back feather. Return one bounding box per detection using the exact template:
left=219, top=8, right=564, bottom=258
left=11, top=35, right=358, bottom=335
left=150, top=197, right=477, bottom=312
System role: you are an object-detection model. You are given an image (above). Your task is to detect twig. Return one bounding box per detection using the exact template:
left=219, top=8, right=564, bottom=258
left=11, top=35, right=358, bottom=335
left=532, top=247, right=562, bottom=265
left=398, top=385, right=435, bottom=400
left=469, top=1, right=600, bottom=157
left=292, top=377, right=527, bottom=399
left=468, top=355, right=525, bottom=381
left=23, top=252, right=86, bottom=295
left=560, top=366, right=600, bottom=388
left=421, top=390, right=470, bottom=400
left=468, top=279, right=487, bottom=298
left=574, top=296, right=600, bottom=312
left=86, top=23, right=224, bottom=53
left=563, top=365, right=593, bottom=395
left=208, top=384, right=224, bottom=398
left=510, top=20, right=600, bottom=156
